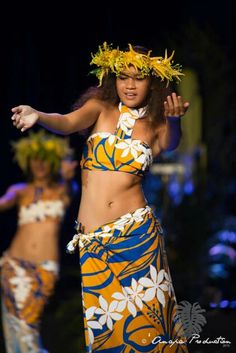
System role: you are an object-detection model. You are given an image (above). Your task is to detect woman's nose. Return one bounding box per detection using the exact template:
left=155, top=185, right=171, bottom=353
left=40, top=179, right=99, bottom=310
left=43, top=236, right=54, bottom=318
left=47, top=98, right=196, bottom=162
left=126, top=77, right=136, bottom=88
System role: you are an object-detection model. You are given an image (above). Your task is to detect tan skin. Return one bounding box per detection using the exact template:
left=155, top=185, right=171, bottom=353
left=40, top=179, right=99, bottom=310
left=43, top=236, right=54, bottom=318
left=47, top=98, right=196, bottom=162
left=11, top=67, right=189, bottom=233
left=0, top=158, right=76, bottom=262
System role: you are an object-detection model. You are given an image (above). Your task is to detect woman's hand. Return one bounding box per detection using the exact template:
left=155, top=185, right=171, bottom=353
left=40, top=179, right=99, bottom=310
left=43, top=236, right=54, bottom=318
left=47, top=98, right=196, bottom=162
left=164, top=92, right=189, bottom=118
left=11, top=105, right=39, bottom=132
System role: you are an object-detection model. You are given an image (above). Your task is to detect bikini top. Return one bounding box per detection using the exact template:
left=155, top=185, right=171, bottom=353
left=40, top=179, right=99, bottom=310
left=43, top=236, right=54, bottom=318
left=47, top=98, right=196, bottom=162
left=18, top=199, right=65, bottom=226
left=80, top=102, right=153, bottom=177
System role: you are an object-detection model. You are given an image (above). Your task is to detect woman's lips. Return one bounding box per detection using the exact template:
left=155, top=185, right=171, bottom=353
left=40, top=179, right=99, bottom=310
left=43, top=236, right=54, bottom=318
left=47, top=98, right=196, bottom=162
left=125, top=93, right=136, bottom=99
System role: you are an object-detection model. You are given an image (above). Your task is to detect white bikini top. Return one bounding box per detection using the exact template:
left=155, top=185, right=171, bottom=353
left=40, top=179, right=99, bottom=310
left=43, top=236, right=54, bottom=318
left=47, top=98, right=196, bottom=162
left=18, top=199, right=65, bottom=225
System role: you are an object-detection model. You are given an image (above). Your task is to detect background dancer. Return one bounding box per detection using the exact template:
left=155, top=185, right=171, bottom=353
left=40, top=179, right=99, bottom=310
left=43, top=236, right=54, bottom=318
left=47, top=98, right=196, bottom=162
left=0, top=130, right=77, bottom=353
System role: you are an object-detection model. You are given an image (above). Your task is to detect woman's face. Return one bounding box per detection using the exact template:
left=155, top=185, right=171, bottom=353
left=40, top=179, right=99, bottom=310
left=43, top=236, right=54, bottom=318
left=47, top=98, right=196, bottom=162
left=29, top=158, right=52, bottom=180
left=116, top=66, right=151, bottom=108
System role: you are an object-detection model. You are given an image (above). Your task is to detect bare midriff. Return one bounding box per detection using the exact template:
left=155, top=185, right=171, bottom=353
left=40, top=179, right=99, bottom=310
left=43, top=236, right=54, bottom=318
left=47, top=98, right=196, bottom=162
left=78, top=170, right=147, bottom=233
left=8, top=220, right=60, bottom=263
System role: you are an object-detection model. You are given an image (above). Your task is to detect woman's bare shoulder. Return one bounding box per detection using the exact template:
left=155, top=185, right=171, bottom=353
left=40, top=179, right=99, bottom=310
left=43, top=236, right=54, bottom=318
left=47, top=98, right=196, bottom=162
left=84, top=98, right=113, bottom=112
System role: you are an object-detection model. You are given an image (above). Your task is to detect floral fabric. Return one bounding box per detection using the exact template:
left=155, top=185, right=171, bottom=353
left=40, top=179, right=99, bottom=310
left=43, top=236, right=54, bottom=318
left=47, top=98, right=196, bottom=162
left=69, top=206, right=188, bottom=352
left=18, top=199, right=65, bottom=225
left=80, top=103, right=153, bottom=176
left=0, top=253, right=58, bottom=353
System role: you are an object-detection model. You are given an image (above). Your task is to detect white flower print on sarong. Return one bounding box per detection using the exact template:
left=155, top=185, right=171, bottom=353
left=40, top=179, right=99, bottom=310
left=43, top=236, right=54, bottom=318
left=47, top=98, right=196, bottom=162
left=9, top=260, right=32, bottom=309
left=4, top=311, right=41, bottom=353
left=67, top=207, right=151, bottom=252
left=112, top=279, right=144, bottom=318
left=112, top=287, right=136, bottom=316
left=124, top=278, right=144, bottom=311
left=95, top=295, right=123, bottom=330
left=85, top=306, right=103, bottom=346
left=163, top=271, right=175, bottom=297
left=139, top=265, right=170, bottom=307
left=85, top=265, right=173, bottom=342
left=113, top=206, right=151, bottom=231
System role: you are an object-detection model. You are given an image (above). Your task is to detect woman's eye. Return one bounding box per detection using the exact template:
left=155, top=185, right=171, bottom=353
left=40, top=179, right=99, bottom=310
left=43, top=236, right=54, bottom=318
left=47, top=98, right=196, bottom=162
left=117, top=75, right=144, bottom=81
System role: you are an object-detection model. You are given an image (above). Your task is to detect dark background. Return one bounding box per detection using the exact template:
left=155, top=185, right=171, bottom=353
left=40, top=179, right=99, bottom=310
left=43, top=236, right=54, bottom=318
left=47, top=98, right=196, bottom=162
left=0, top=1, right=236, bottom=352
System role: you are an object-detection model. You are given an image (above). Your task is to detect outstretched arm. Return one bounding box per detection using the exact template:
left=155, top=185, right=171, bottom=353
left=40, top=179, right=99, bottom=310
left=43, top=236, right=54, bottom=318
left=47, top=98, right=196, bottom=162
left=157, top=92, right=189, bottom=151
left=0, top=184, right=21, bottom=211
left=11, top=98, right=103, bottom=135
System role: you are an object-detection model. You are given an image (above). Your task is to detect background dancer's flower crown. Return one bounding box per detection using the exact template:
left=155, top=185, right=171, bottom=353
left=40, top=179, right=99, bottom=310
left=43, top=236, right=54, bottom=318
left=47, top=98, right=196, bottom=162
left=11, top=130, right=73, bottom=174
left=90, top=42, right=184, bottom=86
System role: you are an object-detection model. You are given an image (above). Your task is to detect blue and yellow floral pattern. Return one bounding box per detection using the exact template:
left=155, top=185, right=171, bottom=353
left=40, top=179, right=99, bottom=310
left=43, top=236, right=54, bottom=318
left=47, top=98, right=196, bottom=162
left=80, top=103, right=153, bottom=176
left=0, top=253, right=59, bottom=353
left=68, top=206, right=188, bottom=352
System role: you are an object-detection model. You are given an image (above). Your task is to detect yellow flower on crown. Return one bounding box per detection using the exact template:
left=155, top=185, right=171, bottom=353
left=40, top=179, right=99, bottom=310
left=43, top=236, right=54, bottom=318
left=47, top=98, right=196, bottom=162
left=31, top=141, right=39, bottom=151
left=11, top=129, right=73, bottom=174
left=90, top=42, right=184, bottom=86
left=44, top=140, right=56, bottom=151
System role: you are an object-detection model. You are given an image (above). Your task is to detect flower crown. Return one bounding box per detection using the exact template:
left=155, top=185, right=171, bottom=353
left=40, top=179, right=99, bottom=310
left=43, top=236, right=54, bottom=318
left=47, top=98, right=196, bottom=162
left=90, top=42, right=184, bottom=86
left=11, top=130, right=73, bottom=174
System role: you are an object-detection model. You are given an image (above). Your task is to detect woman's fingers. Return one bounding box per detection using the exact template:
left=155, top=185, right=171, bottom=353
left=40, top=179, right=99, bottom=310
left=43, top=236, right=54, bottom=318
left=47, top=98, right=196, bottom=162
left=183, top=101, right=190, bottom=112
left=166, top=95, right=174, bottom=115
left=165, top=93, right=190, bottom=117
left=12, top=114, right=22, bottom=125
left=12, top=112, right=27, bottom=130
left=11, top=106, right=21, bottom=113
left=172, top=93, right=181, bottom=115
left=11, top=105, right=37, bottom=132
left=16, top=120, right=25, bottom=130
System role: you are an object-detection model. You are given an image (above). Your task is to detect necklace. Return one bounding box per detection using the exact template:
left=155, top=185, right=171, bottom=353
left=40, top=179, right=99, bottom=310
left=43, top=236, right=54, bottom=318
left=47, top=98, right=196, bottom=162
left=33, top=186, right=44, bottom=202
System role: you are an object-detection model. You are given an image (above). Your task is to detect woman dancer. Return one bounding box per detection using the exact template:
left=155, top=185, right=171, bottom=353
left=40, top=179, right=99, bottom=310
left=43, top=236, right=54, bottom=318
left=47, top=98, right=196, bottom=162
left=11, top=43, right=189, bottom=352
left=0, top=130, right=77, bottom=353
